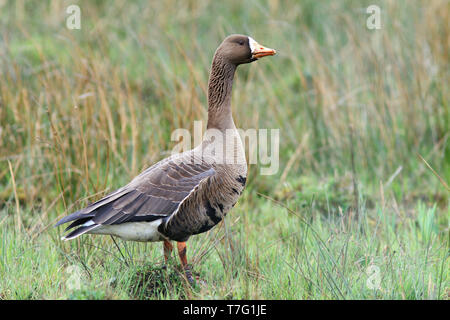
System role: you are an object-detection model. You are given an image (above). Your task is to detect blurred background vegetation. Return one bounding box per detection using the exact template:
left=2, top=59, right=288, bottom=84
left=0, top=0, right=448, bottom=299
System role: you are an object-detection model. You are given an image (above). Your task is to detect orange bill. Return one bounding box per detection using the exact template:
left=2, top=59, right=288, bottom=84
left=249, top=37, right=276, bottom=59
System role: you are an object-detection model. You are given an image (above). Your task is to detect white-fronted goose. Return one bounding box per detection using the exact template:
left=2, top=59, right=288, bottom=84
left=56, top=34, right=276, bottom=283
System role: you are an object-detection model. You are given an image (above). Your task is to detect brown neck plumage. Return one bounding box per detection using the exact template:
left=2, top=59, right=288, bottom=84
left=206, top=53, right=237, bottom=130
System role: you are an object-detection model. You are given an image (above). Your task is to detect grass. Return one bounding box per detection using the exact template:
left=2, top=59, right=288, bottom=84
left=0, top=0, right=448, bottom=299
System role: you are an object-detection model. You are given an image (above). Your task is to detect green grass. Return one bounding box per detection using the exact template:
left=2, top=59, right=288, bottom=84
left=0, top=0, right=448, bottom=299
left=1, top=197, right=448, bottom=299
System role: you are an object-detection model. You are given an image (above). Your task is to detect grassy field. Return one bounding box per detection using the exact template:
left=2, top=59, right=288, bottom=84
left=0, top=0, right=448, bottom=299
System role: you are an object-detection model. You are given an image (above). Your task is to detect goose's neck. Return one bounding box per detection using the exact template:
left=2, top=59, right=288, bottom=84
left=206, top=54, right=237, bottom=130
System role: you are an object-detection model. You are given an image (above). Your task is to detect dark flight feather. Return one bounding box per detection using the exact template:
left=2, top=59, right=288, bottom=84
left=55, top=155, right=216, bottom=238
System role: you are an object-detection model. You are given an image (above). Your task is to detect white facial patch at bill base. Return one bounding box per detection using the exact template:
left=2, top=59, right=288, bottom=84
left=248, top=36, right=258, bottom=54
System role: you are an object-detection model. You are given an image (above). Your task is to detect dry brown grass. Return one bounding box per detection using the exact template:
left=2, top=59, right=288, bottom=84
left=0, top=0, right=448, bottom=300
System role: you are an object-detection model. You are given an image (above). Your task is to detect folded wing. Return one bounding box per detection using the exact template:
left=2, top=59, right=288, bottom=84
left=56, top=154, right=215, bottom=239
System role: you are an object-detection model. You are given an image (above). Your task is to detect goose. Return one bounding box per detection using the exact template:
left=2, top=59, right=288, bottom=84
left=55, top=34, right=276, bottom=283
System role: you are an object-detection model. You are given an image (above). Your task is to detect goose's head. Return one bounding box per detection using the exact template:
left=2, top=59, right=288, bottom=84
left=216, top=34, right=276, bottom=65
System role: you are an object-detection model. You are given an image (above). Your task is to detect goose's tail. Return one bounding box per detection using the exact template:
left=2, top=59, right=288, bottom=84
left=55, top=210, right=99, bottom=240
left=54, top=188, right=131, bottom=240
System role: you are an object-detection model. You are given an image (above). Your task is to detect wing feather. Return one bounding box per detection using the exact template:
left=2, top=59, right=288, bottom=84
left=56, top=152, right=216, bottom=235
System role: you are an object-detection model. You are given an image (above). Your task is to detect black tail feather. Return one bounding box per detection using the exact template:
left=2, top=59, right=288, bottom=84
left=55, top=210, right=93, bottom=227
left=62, top=224, right=99, bottom=240
left=65, top=217, right=93, bottom=231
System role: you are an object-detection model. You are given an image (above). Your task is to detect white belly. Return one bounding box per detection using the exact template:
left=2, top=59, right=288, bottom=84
left=89, top=219, right=164, bottom=242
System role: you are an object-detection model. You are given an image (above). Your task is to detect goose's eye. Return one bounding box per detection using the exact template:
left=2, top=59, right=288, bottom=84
left=238, top=40, right=244, bottom=46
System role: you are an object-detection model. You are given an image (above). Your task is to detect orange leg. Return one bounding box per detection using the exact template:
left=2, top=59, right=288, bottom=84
left=177, top=241, right=194, bottom=284
left=163, top=240, right=173, bottom=264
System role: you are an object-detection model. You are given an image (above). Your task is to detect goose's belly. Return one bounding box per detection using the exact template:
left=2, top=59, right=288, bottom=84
left=160, top=167, right=247, bottom=242
left=89, top=220, right=165, bottom=242
left=159, top=131, right=248, bottom=242
left=192, top=165, right=247, bottom=234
